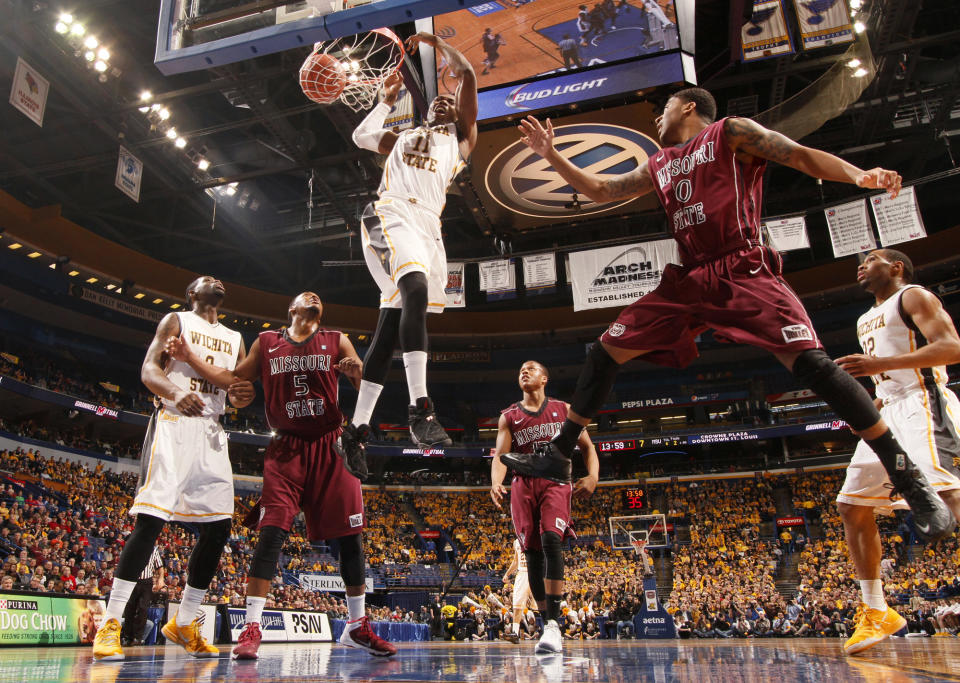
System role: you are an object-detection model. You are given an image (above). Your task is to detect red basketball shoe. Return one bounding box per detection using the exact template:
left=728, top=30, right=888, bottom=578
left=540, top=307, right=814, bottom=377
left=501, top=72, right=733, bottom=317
left=339, top=617, right=397, bottom=657
left=232, top=622, right=262, bottom=660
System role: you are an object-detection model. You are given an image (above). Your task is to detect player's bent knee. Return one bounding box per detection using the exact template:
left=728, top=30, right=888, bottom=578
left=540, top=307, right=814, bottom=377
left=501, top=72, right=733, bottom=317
left=336, top=533, right=366, bottom=587
left=540, top=532, right=564, bottom=581
left=186, top=518, right=232, bottom=588
left=570, top=342, right=621, bottom=419
left=791, top=349, right=879, bottom=431
left=250, top=525, right=289, bottom=580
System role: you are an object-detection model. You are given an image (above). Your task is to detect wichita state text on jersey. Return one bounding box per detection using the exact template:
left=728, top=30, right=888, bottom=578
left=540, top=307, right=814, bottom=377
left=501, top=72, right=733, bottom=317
left=378, top=123, right=466, bottom=214
left=162, top=312, right=241, bottom=418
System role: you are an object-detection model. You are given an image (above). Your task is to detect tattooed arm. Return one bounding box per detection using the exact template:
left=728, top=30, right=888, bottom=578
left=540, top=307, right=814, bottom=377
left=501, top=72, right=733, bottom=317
left=724, top=117, right=902, bottom=198
left=517, top=115, right=654, bottom=202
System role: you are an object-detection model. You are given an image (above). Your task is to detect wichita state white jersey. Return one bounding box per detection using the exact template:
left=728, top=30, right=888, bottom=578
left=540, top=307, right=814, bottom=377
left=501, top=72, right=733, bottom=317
left=856, top=284, right=948, bottom=402
left=514, top=538, right=527, bottom=574
left=378, top=122, right=466, bottom=215
left=161, top=311, right=242, bottom=417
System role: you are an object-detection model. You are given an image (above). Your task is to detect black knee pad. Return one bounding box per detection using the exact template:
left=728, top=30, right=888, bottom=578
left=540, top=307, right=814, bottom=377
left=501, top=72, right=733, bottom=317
left=791, top=349, right=880, bottom=431
left=250, top=525, right=288, bottom=581
left=570, top=342, right=620, bottom=419
left=397, top=272, right=428, bottom=352
left=186, top=518, right=231, bottom=589
left=336, top=533, right=366, bottom=587
left=524, top=550, right=546, bottom=602
left=541, top=532, right=565, bottom=581
left=115, top=514, right=166, bottom=582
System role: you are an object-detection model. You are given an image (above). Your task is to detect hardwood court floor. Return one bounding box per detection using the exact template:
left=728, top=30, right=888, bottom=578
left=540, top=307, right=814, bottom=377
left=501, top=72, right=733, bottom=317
left=2, top=638, right=958, bottom=682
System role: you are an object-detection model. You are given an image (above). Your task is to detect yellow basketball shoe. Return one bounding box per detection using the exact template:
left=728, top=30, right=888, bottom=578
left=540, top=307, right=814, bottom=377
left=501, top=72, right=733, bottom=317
left=92, top=617, right=124, bottom=661
left=161, top=613, right=219, bottom=658
left=844, top=603, right=907, bottom=655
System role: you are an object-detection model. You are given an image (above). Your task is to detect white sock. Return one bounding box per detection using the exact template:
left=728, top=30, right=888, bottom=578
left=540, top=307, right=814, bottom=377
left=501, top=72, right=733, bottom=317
left=245, top=596, right=266, bottom=625
left=104, top=578, right=136, bottom=622
left=347, top=595, right=365, bottom=626
left=352, top=380, right=383, bottom=427
left=860, top=578, right=887, bottom=611
left=402, top=351, right=428, bottom=404
left=177, top=585, right=206, bottom=626
left=512, top=621, right=520, bottom=635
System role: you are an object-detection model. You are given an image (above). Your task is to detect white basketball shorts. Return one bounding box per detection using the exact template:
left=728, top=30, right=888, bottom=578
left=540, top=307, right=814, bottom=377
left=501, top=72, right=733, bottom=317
left=512, top=571, right=538, bottom=611
left=360, top=198, right=448, bottom=313
left=130, top=408, right=234, bottom=522
left=838, top=384, right=960, bottom=509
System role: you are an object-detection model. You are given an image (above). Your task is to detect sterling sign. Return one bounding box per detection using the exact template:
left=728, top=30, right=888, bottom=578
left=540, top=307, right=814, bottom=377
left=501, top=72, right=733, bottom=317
left=299, top=574, right=374, bottom=594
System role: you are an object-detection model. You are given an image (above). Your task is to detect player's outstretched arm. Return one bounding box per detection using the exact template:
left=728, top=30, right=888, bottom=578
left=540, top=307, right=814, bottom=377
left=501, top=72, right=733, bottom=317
left=518, top=115, right=654, bottom=202
left=227, top=339, right=256, bottom=409
left=724, top=117, right=902, bottom=198
left=490, top=414, right=512, bottom=508
left=573, top=423, right=599, bottom=499
left=837, top=288, right=960, bottom=377
left=164, top=335, right=261, bottom=390
left=142, top=313, right=204, bottom=416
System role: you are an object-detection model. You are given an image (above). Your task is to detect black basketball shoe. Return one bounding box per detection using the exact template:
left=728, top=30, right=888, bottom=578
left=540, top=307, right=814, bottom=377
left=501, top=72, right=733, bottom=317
left=409, top=397, right=452, bottom=448
left=888, top=457, right=956, bottom=543
left=335, top=422, right=370, bottom=481
left=501, top=441, right=572, bottom=484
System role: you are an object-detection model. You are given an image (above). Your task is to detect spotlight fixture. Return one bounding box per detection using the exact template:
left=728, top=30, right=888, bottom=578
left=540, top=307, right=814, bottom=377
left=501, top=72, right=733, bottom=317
left=84, top=36, right=98, bottom=49
left=140, top=90, right=152, bottom=102
left=846, top=58, right=861, bottom=68
left=854, top=21, right=865, bottom=33
left=197, top=158, right=210, bottom=171
left=174, top=137, right=186, bottom=148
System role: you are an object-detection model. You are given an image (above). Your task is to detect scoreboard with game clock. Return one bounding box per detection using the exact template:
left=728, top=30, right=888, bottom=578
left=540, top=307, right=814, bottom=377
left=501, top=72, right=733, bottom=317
left=621, top=487, right=645, bottom=511
left=597, top=439, right=636, bottom=453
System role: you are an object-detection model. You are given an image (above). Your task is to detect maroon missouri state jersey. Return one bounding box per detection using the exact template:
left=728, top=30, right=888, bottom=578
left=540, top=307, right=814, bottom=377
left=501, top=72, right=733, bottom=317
left=502, top=398, right=568, bottom=455
left=258, top=329, right=343, bottom=439
left=647, top=118, right=766, bottom=265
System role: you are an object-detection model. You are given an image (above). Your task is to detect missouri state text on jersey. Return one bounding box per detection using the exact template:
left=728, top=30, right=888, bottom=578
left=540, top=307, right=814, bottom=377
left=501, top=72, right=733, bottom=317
left=502, top=398, right=568, bottom=454
left=647, top=119, right=766, bottom=265
left=259, top=330, right=343, bottom=437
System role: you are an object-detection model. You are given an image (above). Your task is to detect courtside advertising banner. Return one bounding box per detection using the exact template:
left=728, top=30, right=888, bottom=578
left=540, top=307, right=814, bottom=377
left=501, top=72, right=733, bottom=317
left=522, top=253, right=557, bottom=291
left=444, top=262, right=465, bottom=308
left=227, top=607, right=333, bottom=642
left=870, top=186, right=927, bottom=247
left=791, top=0, right=854, bottom=51
left=763, top=216, right=810, bottom=252
left=9, top=57, right=50, bottom=127
left=299, top=574, right=374, bottom=594
left=228, top=607, right=286, bottom=642
left=824, top=199, right=876, bottom=258
left=741, top=0, right=794, bottom=63
left=569, top=240, right=679, bottom=312
left=0, top=593, right=105, bottom=645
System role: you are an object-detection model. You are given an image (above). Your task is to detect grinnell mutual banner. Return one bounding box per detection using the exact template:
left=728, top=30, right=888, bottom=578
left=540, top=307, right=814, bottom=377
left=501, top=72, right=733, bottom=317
left=569, top=240, right=679, bottom=312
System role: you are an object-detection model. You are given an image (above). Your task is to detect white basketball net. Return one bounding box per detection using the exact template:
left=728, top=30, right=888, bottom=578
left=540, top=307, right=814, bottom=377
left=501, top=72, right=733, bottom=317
left=306, top=28, right=404, bottom=112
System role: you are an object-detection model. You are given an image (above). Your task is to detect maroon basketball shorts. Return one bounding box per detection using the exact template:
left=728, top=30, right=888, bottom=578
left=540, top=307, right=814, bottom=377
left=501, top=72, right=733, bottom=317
left=251, top=430, right=364, bottom=541
left=510, top=474, right=575, bottom=551
left=599, top=245, right=821, bottom=367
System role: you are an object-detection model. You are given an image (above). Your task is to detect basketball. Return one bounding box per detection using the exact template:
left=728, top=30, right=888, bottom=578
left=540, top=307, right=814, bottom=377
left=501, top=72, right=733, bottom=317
left=299, top=51, right=347, bottom=105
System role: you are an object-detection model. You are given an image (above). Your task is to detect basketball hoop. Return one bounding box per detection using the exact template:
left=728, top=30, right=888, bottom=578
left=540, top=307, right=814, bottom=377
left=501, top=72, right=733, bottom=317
left=299, top=27, right=404, bottom=112
left=631, top=539, right=647, bottom=556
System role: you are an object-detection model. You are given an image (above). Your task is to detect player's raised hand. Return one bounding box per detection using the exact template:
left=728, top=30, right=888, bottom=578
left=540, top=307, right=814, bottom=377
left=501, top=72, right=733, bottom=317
left=405, top=31, right=439, bottom=54
left=381, top=71, right=403, bottom=105
left=164, top=335, right=190, bottom=362
left=835, top=353, right=886, bottom=378
left=173, top=389, right=205, bottom=416
left=856, top=167, right=902, bottom=199
left=227, top=380, right=256, bottom=408
left=490, top=481, right=508, bottom=509
left=518, top=116, right=555, bottom=157
left=573, top=473, right=598, bottom=499
left=336, top=356, right=362, bottom=379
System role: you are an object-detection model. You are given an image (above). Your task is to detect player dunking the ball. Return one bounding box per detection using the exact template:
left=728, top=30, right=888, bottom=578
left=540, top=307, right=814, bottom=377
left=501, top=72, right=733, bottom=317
left=93, top=276, right=252, bottom=661
left=504, top=88, right=954, bottom=543
left=835, top=249, right=960, bottom=654
left=165, top=292, right=396, bottom=659
left=491, top=361, right=599, bottom=654
left=339, top=31, right=478, bottom=480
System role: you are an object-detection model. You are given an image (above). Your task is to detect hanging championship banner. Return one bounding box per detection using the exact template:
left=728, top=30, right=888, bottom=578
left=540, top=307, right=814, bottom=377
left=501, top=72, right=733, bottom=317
left=764, top=216, right=810, bottom=252
left=478, top=259, right=516, bottom=301
left=742, top=0, right=795, bottom=63
left=522, top=253, right=557, bottom=292
left=569, top=239, right=679, bottom=312
left=870, top=187, right=926, bottom=247
left=445, top=262, right=465, bottom=308
left=9, top=57, right=50, bottom=127
left=791, top=0, right=854, bottom=51
left=115, top=146, right=143, bottom=202
left=824, top=199, right=876, bottom=258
